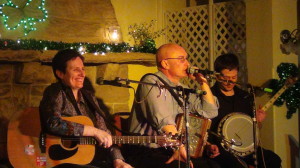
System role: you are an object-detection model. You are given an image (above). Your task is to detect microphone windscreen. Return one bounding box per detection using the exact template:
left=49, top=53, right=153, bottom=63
left=263, top=88, right=273, bottom=93
left=187, top=67, right=196, bottom=74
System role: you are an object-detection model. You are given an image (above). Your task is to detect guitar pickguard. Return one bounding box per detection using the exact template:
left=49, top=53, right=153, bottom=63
left=48, top=144, right=78, bottom=160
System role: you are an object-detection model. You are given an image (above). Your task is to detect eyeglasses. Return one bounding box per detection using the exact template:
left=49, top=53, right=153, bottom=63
left=218, top=79, right=237, bottom=85
left=218, top=73, right=238, bottom=84
left=163, top=56, right=188, bottom=63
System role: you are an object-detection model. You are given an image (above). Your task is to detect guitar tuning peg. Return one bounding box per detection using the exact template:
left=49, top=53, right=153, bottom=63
left=165, top=132, right=172, bottom=138
left=163, top=143, right=170, bottom=149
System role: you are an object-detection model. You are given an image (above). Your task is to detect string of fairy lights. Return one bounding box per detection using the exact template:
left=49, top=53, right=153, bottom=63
left=0, top=38, right=157, bottom=54
left=0, top=0, right=157, bottom=54
left=0, top=0, right=48, bottom=36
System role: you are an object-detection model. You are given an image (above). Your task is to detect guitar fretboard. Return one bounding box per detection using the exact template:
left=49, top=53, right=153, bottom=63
left=112, top=136, right=161, bottom=144
left=62, top=136, right=163, bottom=145
left=261, top=85, right=288, bottom=112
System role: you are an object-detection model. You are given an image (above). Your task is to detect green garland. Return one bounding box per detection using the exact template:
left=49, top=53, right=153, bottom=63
left=268, top=63, right=300, bottom=119
left=0, top=39, right=157, bottom=54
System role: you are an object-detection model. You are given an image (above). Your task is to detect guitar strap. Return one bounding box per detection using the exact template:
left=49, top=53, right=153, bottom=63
left=140, top=73, right=184, bottom=108
left=61, top=83, right=82, bottom=116
left=139, top=73, right=191, bottom=135
left=81, top=89, right=107, bottom=120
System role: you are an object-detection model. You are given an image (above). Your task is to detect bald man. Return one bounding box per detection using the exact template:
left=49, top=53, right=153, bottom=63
left=123, top=43, right=220, bottom=168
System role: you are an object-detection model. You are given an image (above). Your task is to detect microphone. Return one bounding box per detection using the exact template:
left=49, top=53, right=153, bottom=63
left=194, top=89, right=207, bottom=95
left=247, top=84, right=273, bottom=93
left=187, top=67, right=220, bottom=76
left=96, top=77, right=131, bottom=88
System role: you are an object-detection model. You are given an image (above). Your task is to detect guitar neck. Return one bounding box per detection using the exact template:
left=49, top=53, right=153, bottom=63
left=261, top=85, right=288, bottom=111
left=62, top=135, right=163, bottom=145
left=112, top=136, right=163, bottom=144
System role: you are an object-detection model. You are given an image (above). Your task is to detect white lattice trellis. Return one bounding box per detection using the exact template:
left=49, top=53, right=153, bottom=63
left=165, top=1, right=247, bottom=88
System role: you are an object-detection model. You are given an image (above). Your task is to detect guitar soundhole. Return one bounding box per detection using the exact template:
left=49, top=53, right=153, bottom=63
left=48, top=144, right=78, bottom=160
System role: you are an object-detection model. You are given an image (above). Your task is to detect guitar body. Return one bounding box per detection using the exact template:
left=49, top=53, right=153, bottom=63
left=8, top=108, right=96, bottom=168
left=8, top=107, right=46, bottom=167
left=45, top=116, right=95, bottom=167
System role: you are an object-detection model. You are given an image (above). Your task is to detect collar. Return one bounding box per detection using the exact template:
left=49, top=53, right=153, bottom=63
left=156, top=71, right=186, bottom=88
left=77, top=91, right=85, bottom=104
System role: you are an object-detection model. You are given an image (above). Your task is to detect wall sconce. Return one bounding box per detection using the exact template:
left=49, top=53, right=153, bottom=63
left=108, top=26, right=121, bottom=44
left=280, top=29, right=300, bottom=55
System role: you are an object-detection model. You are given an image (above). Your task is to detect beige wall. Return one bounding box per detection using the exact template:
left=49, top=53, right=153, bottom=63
left=246, top=0, right=275, bottom=150
left=127, top=65, right=157, bottom=110
left=247, top=0, right=298, bottom=168
left=111, top=0, right=186, bottom=47
left=272, top=1, right=299, bottom=168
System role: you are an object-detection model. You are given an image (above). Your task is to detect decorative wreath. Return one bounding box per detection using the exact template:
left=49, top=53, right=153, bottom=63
left=0, top=0, right=47, bottom=36
left=268, top=63, right=299, bottom=119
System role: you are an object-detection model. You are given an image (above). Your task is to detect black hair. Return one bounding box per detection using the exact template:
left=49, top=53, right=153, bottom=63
left=214, top=53, right=239, bottom=73
left=52, top=49, right=84, bottom=80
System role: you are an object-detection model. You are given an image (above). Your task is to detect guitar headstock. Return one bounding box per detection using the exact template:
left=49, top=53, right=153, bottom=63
left=157, top=133, right=182, bottom=148
left=284, top=76, right=298, bottom=87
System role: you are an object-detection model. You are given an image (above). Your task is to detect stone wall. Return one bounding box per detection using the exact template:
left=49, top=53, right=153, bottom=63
left=0, top=50, right=155, bottom=160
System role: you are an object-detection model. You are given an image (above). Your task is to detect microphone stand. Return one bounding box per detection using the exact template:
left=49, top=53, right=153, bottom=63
left=208, top=130, right=247, bottom=168
left=208, top=130, right=243, bottom=147
left=117, top=77, right=206, bottom=95
left=248, top=84, right=258, bottom=168
left=180, top=86, right=191, bottom=168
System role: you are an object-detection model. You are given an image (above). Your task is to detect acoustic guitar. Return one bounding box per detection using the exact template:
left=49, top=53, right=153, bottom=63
left=260, top=76, right=298, bottom=112
left=8, top=108, right=181, bottom=168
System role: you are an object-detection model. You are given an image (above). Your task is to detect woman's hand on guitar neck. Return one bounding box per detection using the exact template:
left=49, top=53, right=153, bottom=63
left=83, top=125, right=112, bottom=148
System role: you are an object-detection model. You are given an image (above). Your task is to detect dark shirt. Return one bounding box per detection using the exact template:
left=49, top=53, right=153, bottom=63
left=39, top=82, right=123, bottom=161
left=210, top=83, right=253, bottom=135
left=209, top=83, right=282, bottom=168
